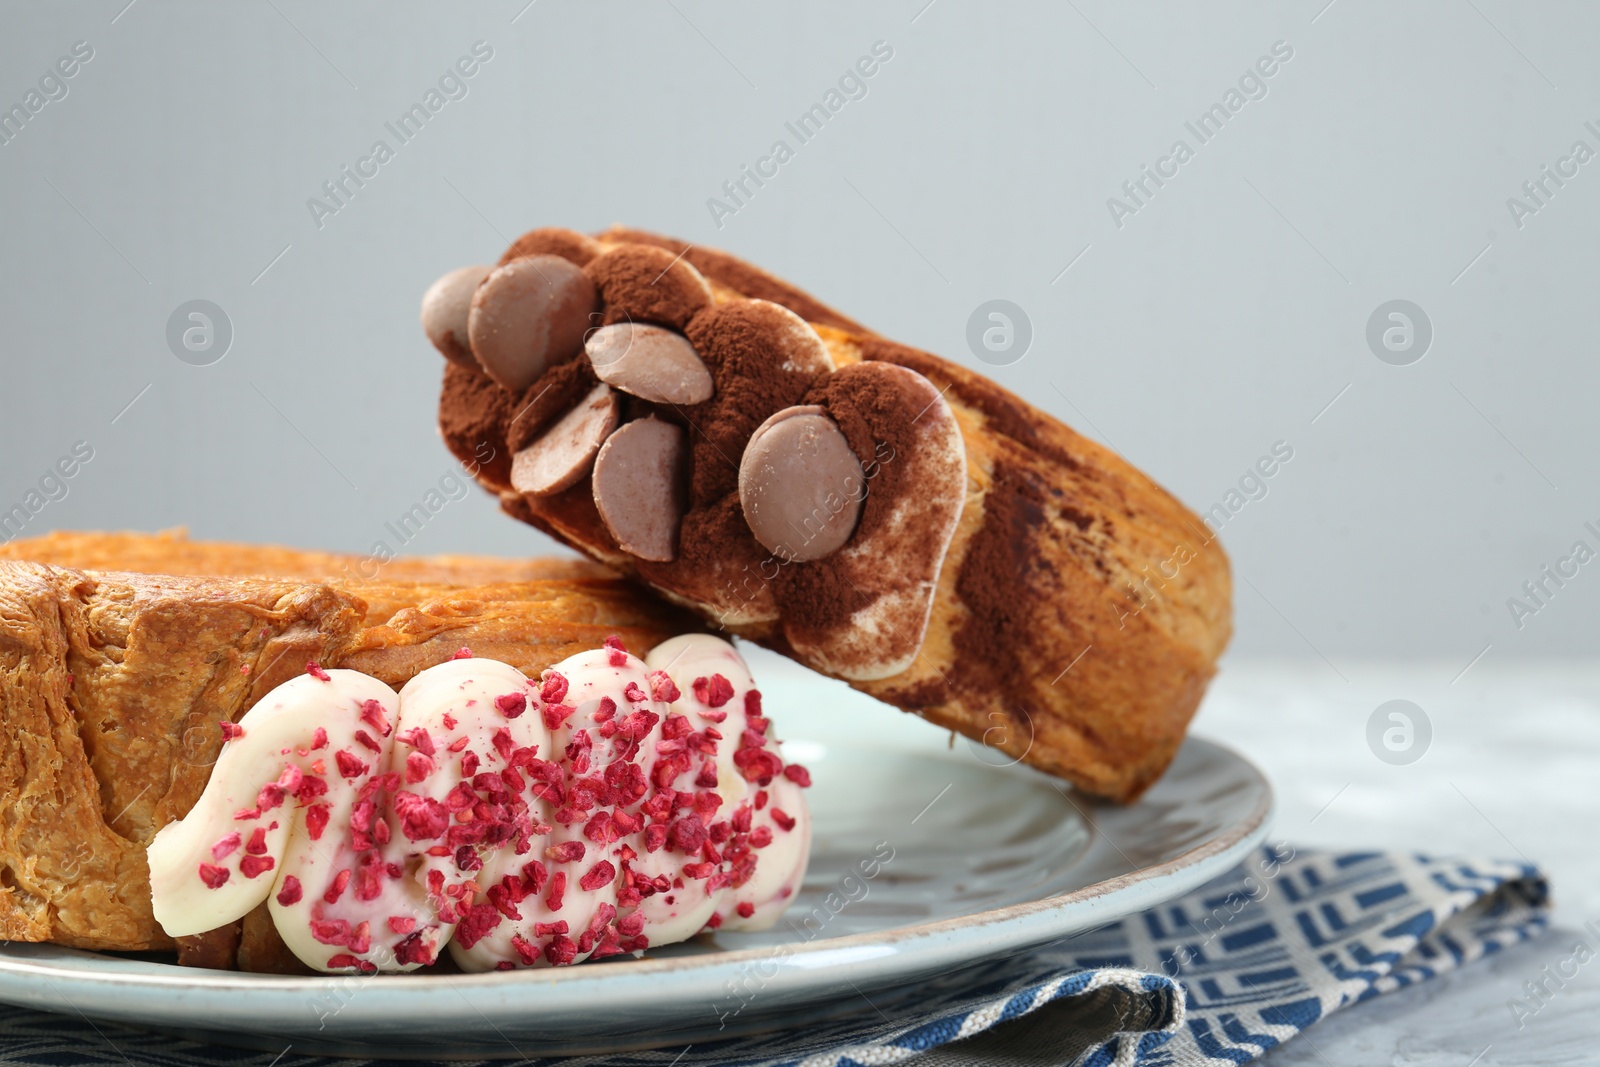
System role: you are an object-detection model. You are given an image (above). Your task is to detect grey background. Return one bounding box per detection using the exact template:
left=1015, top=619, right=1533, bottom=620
left=2, top=0, right=1596, bottom=671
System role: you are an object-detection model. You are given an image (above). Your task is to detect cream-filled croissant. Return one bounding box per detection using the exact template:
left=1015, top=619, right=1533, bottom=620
left=0, top=531, right=704, bottom=968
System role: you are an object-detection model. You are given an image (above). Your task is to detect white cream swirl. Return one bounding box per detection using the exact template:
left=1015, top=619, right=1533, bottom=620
left=147, top=636, right=812, bottom=973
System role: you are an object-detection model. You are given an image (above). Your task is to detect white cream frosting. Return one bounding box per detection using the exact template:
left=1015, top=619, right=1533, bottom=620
left=147, top=637, right=811, bottom=973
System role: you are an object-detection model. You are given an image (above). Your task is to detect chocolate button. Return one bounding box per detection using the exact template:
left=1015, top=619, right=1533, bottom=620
left=467, top=255, right=598, bottom=393
left=739, top=406, right=866, bottom=562
left=586, top=323, right=714, bottom=406
left=510, top=383, right=620, bottom=497
left=420, top=265, right=490, bottom=369
left=591, top=418, right=687, bottom=563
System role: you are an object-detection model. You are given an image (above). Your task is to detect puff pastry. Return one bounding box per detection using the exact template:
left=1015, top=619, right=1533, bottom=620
left=0, top=531, right=697, bottom=958
left=428, top=226, right=1233, bottom=803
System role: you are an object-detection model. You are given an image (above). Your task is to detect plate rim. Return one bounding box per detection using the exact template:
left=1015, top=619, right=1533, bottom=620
left=0, top=735, right=1273, bottom=1001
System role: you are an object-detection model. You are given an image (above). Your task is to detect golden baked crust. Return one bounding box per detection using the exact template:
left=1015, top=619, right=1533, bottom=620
left=0, top=532, right=697, bottom=954
left=832, top=337, right=1231, bottom=802
left=440, top=228, right=1232, bottom=803
left=0, top=527, right=602, bottom=588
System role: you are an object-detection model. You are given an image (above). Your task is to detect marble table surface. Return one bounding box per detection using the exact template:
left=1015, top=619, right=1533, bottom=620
left=1192, top=660, right=1600, bottom=1066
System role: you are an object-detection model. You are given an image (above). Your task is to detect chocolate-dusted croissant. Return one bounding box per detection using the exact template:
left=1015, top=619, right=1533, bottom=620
left=427, top=227, right=1233, bottom=802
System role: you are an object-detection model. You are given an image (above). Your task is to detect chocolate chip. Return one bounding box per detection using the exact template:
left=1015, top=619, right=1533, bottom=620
left=499, top=227, right=603, bottom=268
left=468, top=255, right=598, bottom=393
left=510, top=383, right=620, bottom=497
left=421, top=266, right=491, bottom=369
left=591, top=418, right=687, bottom=562
left=739, top=406, right=866, bottom=562
left=584, top=245, right=712, bottom=331
left=586, top=323, right=714, bottom=406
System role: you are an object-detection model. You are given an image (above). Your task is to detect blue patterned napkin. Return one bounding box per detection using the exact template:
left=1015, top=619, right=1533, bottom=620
left=0, top=848, right=1549, bottom=1066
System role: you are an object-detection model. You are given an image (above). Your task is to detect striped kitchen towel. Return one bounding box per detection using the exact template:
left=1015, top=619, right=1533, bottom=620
left=0, top=848, right=1550, bottom=1066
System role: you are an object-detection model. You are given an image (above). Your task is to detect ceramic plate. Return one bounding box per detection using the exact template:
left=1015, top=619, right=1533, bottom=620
left=0, top=659, right=1272, bottom=1059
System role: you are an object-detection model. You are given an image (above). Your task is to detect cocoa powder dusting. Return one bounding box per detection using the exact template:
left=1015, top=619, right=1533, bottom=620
left=883, top=676, right=951, bottom=709
left=585, top=246, right=708, bottom=331
left=499, top=227, right=599, bottom=268
left=439, top=363, right=514, bottom=490
left=953, top=461, right=1049, bottom=710
left=680, top=302, right=824, bottom=507
left=860, top=338, right=1082, bottom=474
left=770, top=366, right=924, bottom=637
left=671, top=495, right=748, bottom=571
left=656, top=494, right=770, bottom=597
left=599, top=227, right=870, bottom=334
left=504, top=356, right=600, bottom=453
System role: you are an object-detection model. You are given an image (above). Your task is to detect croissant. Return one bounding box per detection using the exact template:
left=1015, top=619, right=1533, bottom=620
left=0, top=530, right=698, bottom=961
left=426, top=226, right=1233, bottom=803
